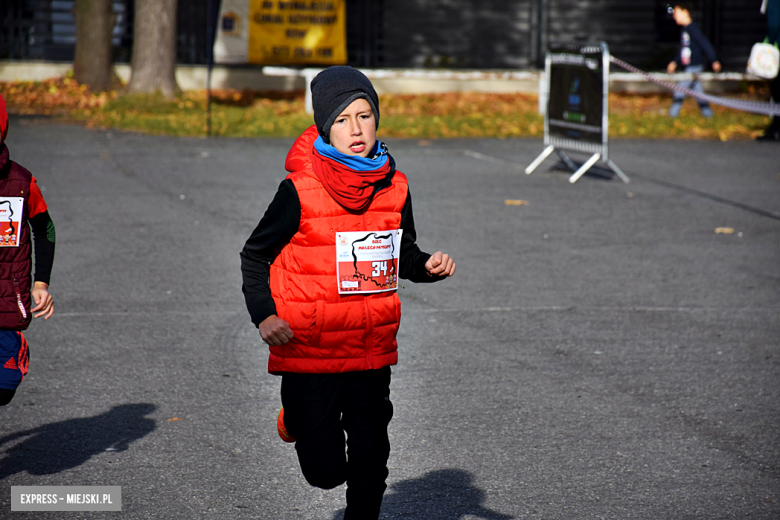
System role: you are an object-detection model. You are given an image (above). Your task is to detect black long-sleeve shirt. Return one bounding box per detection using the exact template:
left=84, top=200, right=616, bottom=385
left=30, top=210, right=55, bottom=285
left=240, top=179, right=439, bottom=327
left=675, top=21, right=717, bottom=68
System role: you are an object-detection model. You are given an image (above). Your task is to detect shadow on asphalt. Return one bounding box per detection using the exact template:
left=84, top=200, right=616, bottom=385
left=331, top=468, right=513, bottom=520
left=551, top=160, right=617, bottom=181
left=0, top=403, right=156, bottom=479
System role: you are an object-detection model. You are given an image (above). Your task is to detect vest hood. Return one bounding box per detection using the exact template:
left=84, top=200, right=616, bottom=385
left=284, top=125, right=319, bottom=175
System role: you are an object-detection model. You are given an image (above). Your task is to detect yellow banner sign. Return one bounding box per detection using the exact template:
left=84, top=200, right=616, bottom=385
left=247, top=0, right=346, bottom=65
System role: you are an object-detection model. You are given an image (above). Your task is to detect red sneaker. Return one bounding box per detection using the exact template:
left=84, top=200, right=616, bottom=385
left=277, top=407, right=295, bottom=443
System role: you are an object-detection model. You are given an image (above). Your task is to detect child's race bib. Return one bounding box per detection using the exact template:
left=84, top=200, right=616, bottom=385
left=681, top=47, right=691, bottom=66
left=336, top=230, right=403, bottom=294
left=0, top=198, right=24, bottom=248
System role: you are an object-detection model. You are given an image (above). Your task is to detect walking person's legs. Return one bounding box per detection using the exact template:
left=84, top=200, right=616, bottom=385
left=671, top=65, right=709, bottom=117
left=669, top=89, right=686, bottom=117
left=686, top=65, right=713, bottom=117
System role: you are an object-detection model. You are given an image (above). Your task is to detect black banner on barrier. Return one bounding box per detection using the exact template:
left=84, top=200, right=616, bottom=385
left=526, top=41, right=628, bottom=184
left=547, top=42, right=605, bottom=145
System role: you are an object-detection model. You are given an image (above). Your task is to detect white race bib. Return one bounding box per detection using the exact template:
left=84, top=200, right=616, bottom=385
left=0, top=197, right=24, bottom=248
left=681, top=47, right=692, bottom=66
left=336, top=230, right=403, bottom=294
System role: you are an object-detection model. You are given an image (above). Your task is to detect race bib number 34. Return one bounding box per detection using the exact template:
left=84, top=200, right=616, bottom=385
left=336, top=230, right=403, bottom=294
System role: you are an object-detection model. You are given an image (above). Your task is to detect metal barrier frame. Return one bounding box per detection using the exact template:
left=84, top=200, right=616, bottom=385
left=526, top=41, right=629, bottom=184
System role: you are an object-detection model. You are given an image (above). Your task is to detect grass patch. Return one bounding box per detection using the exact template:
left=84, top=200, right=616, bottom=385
left=82, top=90, right=313, bottom=137
left=0, top=77, right=772, bottom=141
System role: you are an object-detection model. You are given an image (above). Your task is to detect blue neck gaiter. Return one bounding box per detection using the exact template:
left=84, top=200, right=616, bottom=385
left=313, top=136, right=390, bottom=171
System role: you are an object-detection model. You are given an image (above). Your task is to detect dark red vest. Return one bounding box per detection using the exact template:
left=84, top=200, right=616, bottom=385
left=0, top=145, right=32, bottom=330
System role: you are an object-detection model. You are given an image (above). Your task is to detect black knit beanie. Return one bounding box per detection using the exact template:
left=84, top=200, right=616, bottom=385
left=311, top=66, right=380, bottom=144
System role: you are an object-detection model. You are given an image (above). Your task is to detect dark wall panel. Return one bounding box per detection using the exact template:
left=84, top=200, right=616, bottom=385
left=545, top=0, right=658, bottom=69
left=382, top=0, right=534, bottom=68
left=719, top=2, right=767, bottom=71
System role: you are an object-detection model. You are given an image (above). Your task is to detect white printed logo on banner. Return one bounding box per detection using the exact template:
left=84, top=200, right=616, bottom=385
left=0, top=198, right=24, bottom=247
left=214, top=0, right=250, bottom=64
left=336, top=230, right=402, bottom=294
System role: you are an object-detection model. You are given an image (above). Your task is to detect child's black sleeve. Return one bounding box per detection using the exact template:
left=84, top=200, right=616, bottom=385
left=399, top=190, right=443, bottom=283
left=240, top=180, right=301, bottom=326
left=29, top=210, right=55, bottom=285
left=688, top=23, right=717, bottom=64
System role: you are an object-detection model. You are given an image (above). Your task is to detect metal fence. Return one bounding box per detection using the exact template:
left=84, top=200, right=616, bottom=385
left=0, top=0, right=133, bottom=62
left=0, top=0, right=768, bottom=70
left=1, top=0, right=386, bottom=67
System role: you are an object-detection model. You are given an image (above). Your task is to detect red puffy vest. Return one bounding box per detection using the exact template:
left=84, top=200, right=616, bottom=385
left=0, top=148, right=32, bottom=330
left=268, top=127, right=408, bottom=374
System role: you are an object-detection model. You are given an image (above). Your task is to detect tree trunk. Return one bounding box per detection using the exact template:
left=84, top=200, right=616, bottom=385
left=73, top=0, right=115, bottom=92
left=126, top=0, right=180, bottom=98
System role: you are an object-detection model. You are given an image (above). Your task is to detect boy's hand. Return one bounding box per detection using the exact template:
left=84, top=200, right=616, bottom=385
left=667, top=61, right=677, bottom=73
left=425, top=251, right=456, bottom=278
left=31, top=281, right=54, bottom=320
left=712, top=61, right=721, bottom=72
left=259, top=315, right=294, bottom=345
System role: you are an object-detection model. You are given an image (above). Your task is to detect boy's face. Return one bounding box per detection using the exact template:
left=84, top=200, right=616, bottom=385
left=328, top=98, right=376, bottom=158
left=672, top=6, right=691, bottom=25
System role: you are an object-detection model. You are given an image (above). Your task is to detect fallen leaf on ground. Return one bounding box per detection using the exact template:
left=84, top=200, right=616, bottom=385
left=505, top=199, right=529, bottom=206
left=168, top=417, right=181, bottom=421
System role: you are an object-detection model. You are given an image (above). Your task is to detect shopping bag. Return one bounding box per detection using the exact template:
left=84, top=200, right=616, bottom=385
left=747, top=41, right=779, bottom=79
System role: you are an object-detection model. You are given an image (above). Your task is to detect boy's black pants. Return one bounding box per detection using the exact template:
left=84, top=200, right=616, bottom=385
left=281, top=366, right=393, bottom=520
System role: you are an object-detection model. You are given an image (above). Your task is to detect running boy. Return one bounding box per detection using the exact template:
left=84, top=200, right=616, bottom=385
left=0, top=94, right=56, bottom=406
left=240, top=66, right=455, bottom=519
left=666, top=2, right=722, bottom=117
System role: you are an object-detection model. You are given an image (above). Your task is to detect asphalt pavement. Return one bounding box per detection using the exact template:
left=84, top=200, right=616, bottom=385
left=0, top=117, right=778, bottom=519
